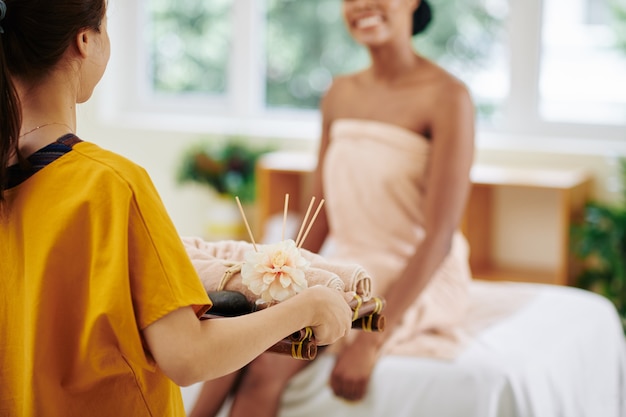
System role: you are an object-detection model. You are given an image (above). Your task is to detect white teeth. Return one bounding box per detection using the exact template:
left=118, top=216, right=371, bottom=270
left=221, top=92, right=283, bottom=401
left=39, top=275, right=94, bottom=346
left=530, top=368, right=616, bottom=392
left=356, top=15, right=382, bottom=29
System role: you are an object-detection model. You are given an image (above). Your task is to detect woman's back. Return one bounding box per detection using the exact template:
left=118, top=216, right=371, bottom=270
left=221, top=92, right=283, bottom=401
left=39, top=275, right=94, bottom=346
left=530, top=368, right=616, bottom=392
left=0, top=138, right=208, bottom=416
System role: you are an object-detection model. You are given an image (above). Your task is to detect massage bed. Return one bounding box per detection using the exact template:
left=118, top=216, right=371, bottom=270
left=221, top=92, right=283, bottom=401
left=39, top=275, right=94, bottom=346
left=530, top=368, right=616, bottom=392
left=181, top=280, right=626, bottom=417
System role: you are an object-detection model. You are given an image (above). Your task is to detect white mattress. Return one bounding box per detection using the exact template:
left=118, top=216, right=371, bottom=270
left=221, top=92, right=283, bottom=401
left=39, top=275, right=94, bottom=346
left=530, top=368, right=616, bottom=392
left=182, top=283, right=626, bottom=417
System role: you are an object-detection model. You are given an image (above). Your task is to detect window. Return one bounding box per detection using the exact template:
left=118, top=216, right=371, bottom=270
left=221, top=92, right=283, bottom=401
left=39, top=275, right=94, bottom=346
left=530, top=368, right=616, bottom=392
left=265, top=0, right=508, bottom=120
left=102, top=0, right=626, bottom=142
left=146, top=0, right=231, bottom=96
left=264, top=0, right=366, bottom=110
left=539, top=0, right=626, bottom=126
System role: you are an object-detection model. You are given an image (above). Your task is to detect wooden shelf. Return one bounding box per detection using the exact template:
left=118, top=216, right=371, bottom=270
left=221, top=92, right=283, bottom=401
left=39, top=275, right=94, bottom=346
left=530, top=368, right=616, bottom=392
left=256, top=152, right=592, bottom=286
left=255, top=152, right=317, bottom=239
left=463, top=165, right=591, bottom=285
left=472, top=266, right=561, bottom=285
left=470, top=165, right=590, bottom=189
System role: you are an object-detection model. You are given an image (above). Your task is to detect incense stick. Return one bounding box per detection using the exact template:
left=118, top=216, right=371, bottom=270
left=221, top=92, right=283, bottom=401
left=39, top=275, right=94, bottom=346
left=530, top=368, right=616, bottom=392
left=282, top=194, right=289, bottom=241
left=297, top=199, right=325, bottom=249
left=295, top=196, right=315, bottom=247
left=235, top=196, right=258, bottom=252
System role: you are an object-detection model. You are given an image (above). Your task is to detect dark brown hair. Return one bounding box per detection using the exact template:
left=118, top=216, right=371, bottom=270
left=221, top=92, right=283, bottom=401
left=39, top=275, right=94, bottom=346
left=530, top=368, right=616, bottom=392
left=0, top=0, right=107, bottom=200
left=412, top=0, right=432, bottom=36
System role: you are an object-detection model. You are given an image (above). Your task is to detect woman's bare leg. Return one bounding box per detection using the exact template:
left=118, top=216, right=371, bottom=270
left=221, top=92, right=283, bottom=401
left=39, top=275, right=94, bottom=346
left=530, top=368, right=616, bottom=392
left=228, top=353, right=310, bottom=417
left=188, top=371, right=241, bottom=417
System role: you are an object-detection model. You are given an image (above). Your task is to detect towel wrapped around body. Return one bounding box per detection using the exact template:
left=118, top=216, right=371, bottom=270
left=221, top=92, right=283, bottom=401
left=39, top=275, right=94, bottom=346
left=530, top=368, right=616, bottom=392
left=320, top=119, right=473, bottom=359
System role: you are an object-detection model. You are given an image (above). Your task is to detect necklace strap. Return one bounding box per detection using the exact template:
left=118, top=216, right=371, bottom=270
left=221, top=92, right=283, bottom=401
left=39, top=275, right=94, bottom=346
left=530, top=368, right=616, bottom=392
left=20, top=123, right=74, bottom=138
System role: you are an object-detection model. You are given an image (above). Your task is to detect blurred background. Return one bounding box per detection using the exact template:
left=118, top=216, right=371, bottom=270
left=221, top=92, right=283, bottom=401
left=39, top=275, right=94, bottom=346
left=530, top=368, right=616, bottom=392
left=79, top=0, right=626, bottom=237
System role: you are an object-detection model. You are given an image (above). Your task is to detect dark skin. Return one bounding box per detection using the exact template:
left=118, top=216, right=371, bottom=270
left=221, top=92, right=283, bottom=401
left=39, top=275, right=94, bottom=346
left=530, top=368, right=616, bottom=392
left=189, top=0, right=474, bottom=414
left=313, top=60, right=474, bottom=401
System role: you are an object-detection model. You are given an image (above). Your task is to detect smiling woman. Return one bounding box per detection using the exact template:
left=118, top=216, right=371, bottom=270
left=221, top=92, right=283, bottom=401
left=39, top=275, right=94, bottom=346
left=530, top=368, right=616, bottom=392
left=265, top=0, right=504, bottom=114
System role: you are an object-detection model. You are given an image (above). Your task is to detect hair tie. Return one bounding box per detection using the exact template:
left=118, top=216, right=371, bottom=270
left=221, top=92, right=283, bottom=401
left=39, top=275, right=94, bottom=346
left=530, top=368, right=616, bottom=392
left=0, top=0, right=6, bottom=34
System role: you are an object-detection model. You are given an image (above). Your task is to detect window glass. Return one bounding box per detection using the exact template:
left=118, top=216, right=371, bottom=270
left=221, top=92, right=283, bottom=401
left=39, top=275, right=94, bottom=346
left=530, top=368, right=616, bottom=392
left=264, top=0, right=509, bottom=121
left=145, top=0, right=232, bottom=95
left=539, top=0, right=626, bottom=125
left=414, top=0, right=509, bottom=122
left=265, top=0, right=368, bottom=110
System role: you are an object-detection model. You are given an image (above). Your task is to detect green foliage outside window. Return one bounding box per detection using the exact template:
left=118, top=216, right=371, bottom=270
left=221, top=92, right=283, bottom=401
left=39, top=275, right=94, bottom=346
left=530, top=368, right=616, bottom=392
left=610, top=0, right=626, bottom=54
left=146, top=0, right=231, bottom=94
left=146, top=0, right=506, bottom=114
left=265, top=0, right=506, bottom=112
left=265, top=0, right=367, bottom=109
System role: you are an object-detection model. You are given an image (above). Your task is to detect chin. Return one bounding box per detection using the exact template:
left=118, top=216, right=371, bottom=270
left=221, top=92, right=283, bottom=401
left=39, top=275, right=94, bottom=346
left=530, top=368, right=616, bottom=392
left=77, top=88, right=96, bottom=104
left=355, top=35, right=389, bottom=48
left=351, top=29, right=391, bottom=47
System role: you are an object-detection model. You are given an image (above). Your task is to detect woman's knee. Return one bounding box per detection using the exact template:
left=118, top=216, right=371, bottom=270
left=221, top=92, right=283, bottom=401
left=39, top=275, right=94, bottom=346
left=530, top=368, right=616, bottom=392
left=240, top=354, right=305, bottom=391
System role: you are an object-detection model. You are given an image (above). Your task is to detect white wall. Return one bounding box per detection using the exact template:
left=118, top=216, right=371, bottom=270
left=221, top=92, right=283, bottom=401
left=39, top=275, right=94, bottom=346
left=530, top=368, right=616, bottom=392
left=78, top=87, right=626, bottom=234
left=76, top=94, right=316, bottom=236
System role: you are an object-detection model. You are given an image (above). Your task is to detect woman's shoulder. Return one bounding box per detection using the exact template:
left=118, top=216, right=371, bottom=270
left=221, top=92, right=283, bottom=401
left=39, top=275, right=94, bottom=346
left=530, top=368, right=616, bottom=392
left=414, top=57, right=465, bottom=88
left=73, top=141, right=141, bottom=168
left=424, top=59, right=471, bottom=100
left=71, top=141, right=153, bottom=189
left=326, top=71, right=364, bottom=96
left=321, top=71, right=365, bottom=115
left=402, top=60, right=472, bottom=118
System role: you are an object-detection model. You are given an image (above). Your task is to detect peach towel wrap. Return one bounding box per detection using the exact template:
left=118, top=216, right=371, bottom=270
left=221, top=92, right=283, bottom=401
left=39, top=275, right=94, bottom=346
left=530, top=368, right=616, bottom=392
left=322, top=119, right=474, bottom=359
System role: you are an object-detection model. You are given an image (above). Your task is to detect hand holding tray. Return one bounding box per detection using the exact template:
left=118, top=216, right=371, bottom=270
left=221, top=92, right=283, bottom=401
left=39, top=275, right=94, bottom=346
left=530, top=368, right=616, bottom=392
left=202, top=290, right=386, bottom=360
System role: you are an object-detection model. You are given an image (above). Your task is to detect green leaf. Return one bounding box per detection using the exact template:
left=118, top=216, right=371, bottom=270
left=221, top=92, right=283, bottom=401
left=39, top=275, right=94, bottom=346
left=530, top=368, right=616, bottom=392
left=176, top=137, right=276, bottom=204
left=571, top=157, right=626, bottom=334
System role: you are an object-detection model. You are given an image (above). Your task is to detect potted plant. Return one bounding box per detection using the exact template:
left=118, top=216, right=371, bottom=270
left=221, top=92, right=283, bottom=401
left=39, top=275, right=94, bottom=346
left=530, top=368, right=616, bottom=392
left=177, top=136, right=274, bottom=239
left=571, top=157, right=626, bottom=333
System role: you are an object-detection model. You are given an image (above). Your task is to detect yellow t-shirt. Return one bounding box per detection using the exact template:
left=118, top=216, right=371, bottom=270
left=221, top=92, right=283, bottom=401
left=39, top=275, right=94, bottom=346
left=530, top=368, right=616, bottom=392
left=0, top=140, right=211, bottom=416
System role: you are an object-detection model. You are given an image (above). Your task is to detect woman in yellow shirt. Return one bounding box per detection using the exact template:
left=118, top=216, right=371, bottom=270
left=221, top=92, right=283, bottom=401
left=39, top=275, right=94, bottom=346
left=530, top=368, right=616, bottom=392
left=0, top=1, right=352, bottom=416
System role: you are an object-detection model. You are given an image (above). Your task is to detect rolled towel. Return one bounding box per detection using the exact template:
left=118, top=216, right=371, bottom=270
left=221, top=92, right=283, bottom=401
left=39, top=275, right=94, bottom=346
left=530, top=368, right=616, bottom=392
left=182, top=237, right=360, bottom=303
left=302, top=267, right=344, bottom=293
left=300, top=251, right=372, bottom=299
left=183, top=236, right=252, bottom=261
left=182, top=237, right=256, bottom=300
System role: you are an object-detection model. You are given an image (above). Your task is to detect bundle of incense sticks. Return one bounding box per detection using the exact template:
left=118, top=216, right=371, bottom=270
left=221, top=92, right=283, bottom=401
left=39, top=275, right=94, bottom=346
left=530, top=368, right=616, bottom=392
left=232, top=194, right=386, bottom=360
left=235, top=193, right=325, bottom=251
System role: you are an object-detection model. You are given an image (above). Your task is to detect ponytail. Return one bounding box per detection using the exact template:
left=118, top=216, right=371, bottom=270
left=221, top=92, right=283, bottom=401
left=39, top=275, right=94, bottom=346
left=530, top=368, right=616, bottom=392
left=0, top=0, right=107, bottom=202
left=0, top=32, right=21, bottom=202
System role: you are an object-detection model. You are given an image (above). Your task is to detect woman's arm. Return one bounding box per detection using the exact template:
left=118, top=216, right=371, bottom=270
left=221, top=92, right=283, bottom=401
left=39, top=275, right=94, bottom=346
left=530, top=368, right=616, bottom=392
left=372, top=77, right=475, bottom=342
left=143, top=285, right=352, bottom=387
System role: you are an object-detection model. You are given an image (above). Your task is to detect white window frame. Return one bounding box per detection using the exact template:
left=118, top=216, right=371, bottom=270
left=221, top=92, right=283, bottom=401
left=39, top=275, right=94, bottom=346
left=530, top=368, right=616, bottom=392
left=102, top=0, right=320, bottom=140
left=99, top=0, right=626, bottom=151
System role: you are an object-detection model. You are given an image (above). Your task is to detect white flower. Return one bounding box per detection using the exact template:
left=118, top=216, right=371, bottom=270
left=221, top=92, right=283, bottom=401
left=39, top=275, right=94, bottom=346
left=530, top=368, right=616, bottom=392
left=241, top=239, right=310, bottom=302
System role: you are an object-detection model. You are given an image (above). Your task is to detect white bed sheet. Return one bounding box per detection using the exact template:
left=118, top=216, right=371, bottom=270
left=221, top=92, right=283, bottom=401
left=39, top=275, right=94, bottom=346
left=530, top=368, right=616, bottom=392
left=182, top=283, right=626, bottom=417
